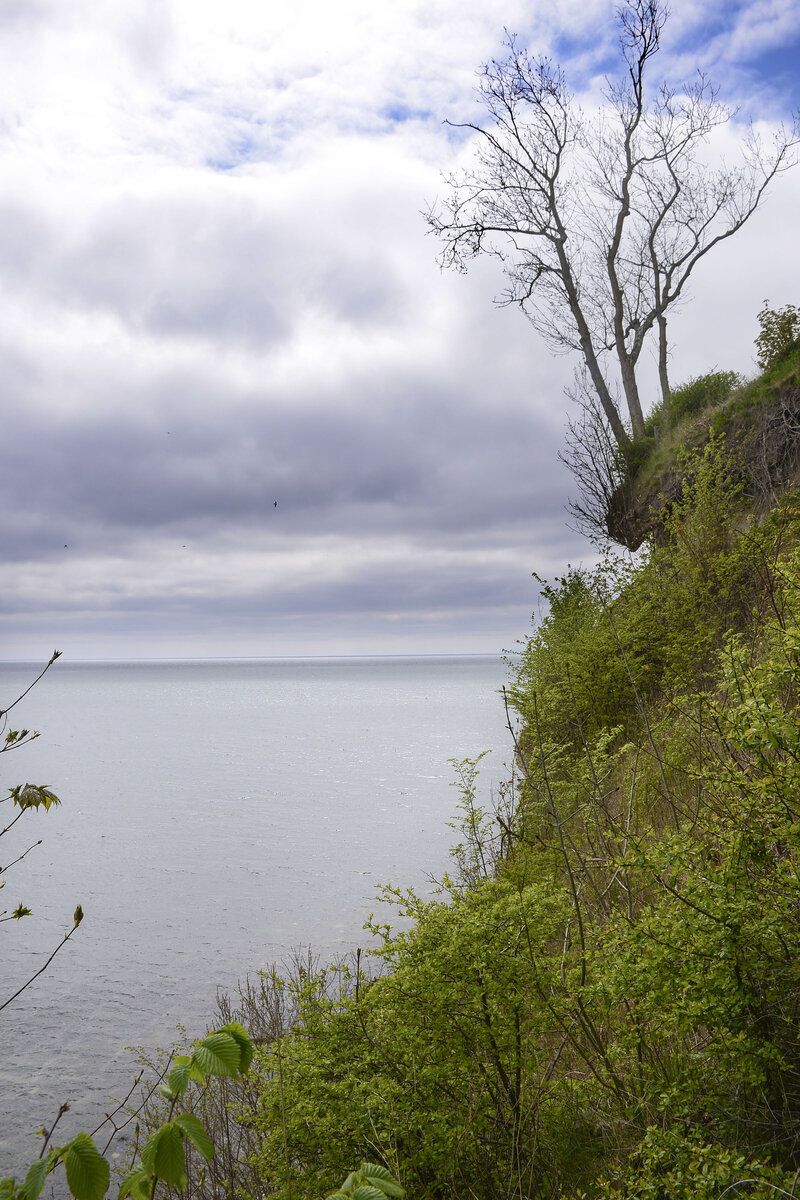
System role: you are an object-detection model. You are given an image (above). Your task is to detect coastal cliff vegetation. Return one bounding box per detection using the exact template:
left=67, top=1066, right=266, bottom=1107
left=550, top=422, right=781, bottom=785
left=606, top=315, right=800, bottom=548
left=121, top=356, right=800, bottom=1200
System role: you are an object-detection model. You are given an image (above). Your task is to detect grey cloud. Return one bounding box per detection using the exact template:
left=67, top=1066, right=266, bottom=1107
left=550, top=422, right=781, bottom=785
left=0, top=0, right=664, bottom=658
left=5, top=197, right=291, bottom=350
left=0, top=162, right=572, bottom=569
left=0, top=204, right=53, bottom=276
left=0, top=0, right=49, bottom=29
left=0, top=185, right=415, bottom=350
left=0, top=363, right=570, bottom=561
left=0, top=552, right=540, bottom=620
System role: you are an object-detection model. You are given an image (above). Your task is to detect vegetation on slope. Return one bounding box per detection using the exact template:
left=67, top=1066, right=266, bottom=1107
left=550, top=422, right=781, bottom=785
left=149, top=438, right=800, bottom=1200
left=607, top=307, right=800, bottom=548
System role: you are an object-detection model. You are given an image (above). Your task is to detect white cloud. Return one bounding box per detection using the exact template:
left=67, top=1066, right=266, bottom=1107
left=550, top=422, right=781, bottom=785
left=0, top=0, right=797, bottom=657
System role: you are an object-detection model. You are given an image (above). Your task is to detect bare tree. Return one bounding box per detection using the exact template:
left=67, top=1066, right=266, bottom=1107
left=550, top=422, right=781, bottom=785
left=428, top=0, right=799, bottom=451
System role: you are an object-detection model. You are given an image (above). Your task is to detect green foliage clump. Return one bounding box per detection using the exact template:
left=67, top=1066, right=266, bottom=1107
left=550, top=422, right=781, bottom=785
left=516, top=439, right=779, bottom=752
left=244, top=863, right=587, bottom=1200
left=1, top=1025, right=254, bottom=1200
left=617, top=306, right=799, bottom=509
left=327, top=1161, right=404, bottom=1200
left=755, top=301, right=800, bottom=371
left=596, top=1128, right=793, bottom=1200
left=644, top=370, right=742, bottom=439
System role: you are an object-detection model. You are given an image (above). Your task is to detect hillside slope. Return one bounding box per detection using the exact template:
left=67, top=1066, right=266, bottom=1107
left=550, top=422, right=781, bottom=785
left=608, top=346, right=800, bottom=549
left=155, top=438, right=800, bottom=1200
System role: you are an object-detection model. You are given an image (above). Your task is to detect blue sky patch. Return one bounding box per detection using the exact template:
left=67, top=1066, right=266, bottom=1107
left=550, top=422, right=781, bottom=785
left=383, top=102, right=433, bottom=125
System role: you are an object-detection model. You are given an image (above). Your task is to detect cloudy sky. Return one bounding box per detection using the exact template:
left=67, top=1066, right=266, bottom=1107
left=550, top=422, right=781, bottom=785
left=1, top=0, right=798, bottom=660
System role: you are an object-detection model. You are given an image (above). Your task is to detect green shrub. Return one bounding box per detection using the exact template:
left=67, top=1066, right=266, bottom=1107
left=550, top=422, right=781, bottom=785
left=515, top=439, right=784, bottom=757
left=755, top=301, right=800, bottom=371
left=597, top=1128, right=793, bottom=1200
left=242, top=502, right=800, bottom=1196
left=644, top=371, right=742, bottom=438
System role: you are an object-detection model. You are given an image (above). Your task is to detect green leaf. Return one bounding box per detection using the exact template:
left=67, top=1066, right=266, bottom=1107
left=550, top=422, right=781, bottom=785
left=175, top=1113, right=214, bottom=1162
left=20, top=1157, right=50, bottom=1200
left=359, top=1165, right=404, bottom=1198
left=191, top=1032, right=241, bottom=1078
left=351, top=1187, right=387, bottom=1200
left=172, top=1052, right=204, bottom=1083
left=140, top=1124, right=186, bottom=1189
left=0, top=1178, right=17, bottom=1200
left=167, top=1061, right=191, bottom=1095
left=62, top=1134, right=110, bottom=1200
left=117, top=1167, right=151, bottom=1200
left=215, top=1021, right=254, bottom=1073
left=11, top=785, right=61, bottom=811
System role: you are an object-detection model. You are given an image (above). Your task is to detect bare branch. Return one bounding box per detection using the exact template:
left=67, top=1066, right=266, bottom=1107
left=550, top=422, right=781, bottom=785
left=427, top=0, right=800, bottom=455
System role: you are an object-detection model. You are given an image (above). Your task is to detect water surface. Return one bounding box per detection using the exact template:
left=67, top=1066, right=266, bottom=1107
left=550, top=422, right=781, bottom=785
left=0, top=655, right=513, bottom=1173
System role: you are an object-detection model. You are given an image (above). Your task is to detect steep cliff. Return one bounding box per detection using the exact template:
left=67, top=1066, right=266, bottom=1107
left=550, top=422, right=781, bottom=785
left=607, top=349, right=800, bottom=549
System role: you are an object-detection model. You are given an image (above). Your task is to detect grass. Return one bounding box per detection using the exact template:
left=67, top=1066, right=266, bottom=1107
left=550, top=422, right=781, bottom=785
left=630, top=343, right=800, bottom=495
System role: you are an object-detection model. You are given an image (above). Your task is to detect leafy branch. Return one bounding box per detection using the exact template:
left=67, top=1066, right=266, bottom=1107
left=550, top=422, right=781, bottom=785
left=0, top=1024, right=255, bottom=1200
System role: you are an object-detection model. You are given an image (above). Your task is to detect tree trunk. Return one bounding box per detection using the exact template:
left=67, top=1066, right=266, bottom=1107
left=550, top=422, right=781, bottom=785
left=619, top=355, right=646, bottom=440
left=657, top=313, right=670, bottom=409
left=578, top=334, right=631, bottom=450
left=554, top=238, right=631, bottom=450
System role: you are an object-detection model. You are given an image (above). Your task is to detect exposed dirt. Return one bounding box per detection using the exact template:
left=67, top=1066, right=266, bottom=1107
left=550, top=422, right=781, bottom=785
left=606, top=383, right=800, bottom=550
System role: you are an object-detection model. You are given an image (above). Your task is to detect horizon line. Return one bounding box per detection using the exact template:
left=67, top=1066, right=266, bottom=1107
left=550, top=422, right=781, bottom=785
left=0, top=650, right=520, bottom=666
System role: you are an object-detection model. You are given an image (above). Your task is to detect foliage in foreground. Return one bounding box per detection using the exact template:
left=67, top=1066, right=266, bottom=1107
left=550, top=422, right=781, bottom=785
left=205, top=444, right=800, bottom=1200
left=0, top=1024, right=254, bottom=1200
left=327, top=1161, right=405, bottom=1200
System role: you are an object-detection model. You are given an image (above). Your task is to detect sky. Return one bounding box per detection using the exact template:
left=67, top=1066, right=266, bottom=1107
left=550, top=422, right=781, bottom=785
left=0, top=0, right=799, bottom=661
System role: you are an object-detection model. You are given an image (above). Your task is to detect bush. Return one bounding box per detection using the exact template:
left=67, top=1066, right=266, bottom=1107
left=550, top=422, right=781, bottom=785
left=644, top=371, right=742, bottom=437
left=240, top=484, right=800, bottom=1197
left=755, top=301, right=800, bottom=372
left=597, top=1128, right=794, bottom=1200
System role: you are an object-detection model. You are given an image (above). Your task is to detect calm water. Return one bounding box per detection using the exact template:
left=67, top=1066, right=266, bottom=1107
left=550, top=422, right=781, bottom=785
left=0, top=655, right=513, bottom=1174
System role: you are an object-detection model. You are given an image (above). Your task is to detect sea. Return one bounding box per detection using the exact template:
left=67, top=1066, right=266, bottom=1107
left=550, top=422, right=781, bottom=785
left=0, top=654, right=515, bottom=1177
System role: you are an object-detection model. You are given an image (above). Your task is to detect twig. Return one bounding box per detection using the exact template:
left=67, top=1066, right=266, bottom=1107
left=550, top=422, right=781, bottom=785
left=0, top=911, right=83, bottom=1012
left=0, top=651, right=61, bottom=722
left=0, top=838, right=43, bottom=878
left=38, top=1102, right=71, bottom=1158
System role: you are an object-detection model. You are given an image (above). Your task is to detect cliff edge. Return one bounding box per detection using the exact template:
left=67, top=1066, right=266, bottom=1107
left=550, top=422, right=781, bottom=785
left=606, top=351, right=800, bottom=550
